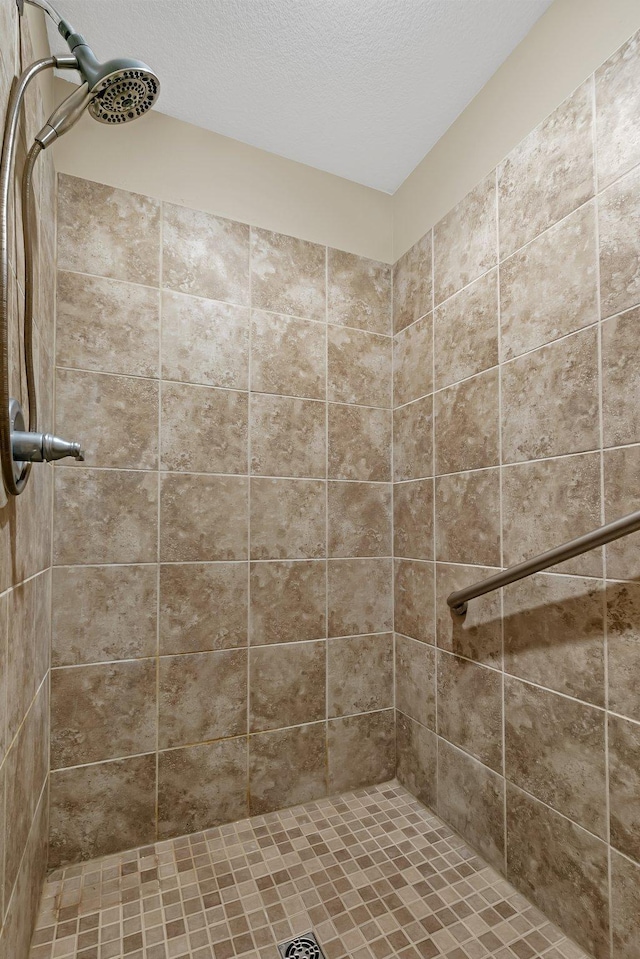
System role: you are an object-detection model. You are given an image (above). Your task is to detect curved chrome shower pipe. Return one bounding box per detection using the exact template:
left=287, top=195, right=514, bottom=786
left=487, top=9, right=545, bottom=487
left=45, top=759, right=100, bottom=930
left=0, top=54, right=84, bottom=495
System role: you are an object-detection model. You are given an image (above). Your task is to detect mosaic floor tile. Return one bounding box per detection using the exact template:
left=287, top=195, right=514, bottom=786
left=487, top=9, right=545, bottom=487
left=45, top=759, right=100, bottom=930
left=30, top=781, right=589, bottom=959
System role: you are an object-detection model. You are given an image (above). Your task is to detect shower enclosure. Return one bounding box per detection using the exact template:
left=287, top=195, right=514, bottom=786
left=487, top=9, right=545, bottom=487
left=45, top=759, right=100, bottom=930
left=0, top=1, right=639, bottom=957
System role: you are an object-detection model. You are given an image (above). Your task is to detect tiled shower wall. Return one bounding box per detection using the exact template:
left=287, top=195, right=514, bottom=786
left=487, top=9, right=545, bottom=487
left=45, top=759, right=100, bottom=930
left=0, top=1, right=57, bottom=957
left=49, top=175, right=395, bottom=868
left=392, top=28, right=640, bottom=959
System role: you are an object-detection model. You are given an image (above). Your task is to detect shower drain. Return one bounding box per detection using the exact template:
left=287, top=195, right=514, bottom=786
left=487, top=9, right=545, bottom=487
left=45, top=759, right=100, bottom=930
left=277, top=930, right=326, bottom=959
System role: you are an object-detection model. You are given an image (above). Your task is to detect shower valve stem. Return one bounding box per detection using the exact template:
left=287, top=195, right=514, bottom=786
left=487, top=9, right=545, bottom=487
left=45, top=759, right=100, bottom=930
left=8, top=398, right=84, bottom=481
left=11, top=430, right=84, bottom=464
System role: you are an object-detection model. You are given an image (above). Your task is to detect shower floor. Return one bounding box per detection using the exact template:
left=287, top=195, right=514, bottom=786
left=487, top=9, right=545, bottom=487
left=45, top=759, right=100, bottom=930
left=29, top=781, right=587, bottom=959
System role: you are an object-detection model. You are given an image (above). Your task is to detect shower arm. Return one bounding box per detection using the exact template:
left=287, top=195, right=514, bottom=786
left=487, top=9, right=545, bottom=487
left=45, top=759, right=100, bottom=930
left=0, top=53, right=84, bottom=495
left=18, top=0, right=67, bottom=30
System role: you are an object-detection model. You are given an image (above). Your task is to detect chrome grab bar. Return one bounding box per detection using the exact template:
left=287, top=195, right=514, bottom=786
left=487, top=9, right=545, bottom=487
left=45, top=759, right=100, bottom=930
left=447, top=508, right=640, bottom=614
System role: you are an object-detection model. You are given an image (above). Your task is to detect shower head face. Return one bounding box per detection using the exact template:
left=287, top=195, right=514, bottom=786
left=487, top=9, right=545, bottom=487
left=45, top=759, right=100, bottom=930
left=87, top=60, right=160, bottom=124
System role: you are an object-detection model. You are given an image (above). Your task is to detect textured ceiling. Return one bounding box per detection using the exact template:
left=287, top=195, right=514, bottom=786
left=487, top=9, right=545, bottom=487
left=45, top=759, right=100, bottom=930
left=46, top=0, right=553, bottom=193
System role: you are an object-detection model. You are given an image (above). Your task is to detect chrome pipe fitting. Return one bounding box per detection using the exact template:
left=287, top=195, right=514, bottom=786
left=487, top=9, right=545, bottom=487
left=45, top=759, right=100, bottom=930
left=9, top=398, right=83, bottom=483
left=11, top=431, right=84, bottom=463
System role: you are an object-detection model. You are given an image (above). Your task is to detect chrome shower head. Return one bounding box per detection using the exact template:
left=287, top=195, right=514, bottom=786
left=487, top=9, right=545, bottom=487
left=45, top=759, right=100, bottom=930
left=66, top=38, right=160, bottom=125
left=86, top=61, right=160, bottom=125
left=23, top=0, right=160, bottom=147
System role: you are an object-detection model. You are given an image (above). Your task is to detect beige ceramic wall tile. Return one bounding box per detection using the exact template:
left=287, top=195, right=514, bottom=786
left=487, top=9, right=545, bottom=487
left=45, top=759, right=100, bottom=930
left=162, top=202, right=250, bottom=305
left=435, top=368, right=500, bottom=474
left=157, top=739, right=248, bottom=840
left=437, top=739, right=505, bottom=872
left=395, top=634, right=435, bottom=729
left=49, top=755, right=156, bottom=867
left=327, top=711, right=395, bottom=792
left=434, top=173, right=497, bottom=305
left=501, top=328, right=599, bottom=462
left=328, top=325, right=392, bottom=409
left=611, top=849, right=640, bottom=959
left=396, top=712, right=437, bottom=809
left=250, top=394, right=325, bottom=478
left=6, top=575, right=46, bottom=746
left=160, top=563, right=248, bottom=654
left=602, top=306, right=640, bottom=447
left=502, top=453, right=602, bottom=576
left=50, top=660, right=156, bottom=768
left=608, top=713, right=640, bottom=863
left=250, top=478, right=325, bottom=559
left=393, top=396, right=433, bottom=481
left=327, top=634, right=393, bottom=717
left=434, top=270, right=499, bottom=390
left=328, top=482, right=391, bottom=557
left=57, top=175, right=161, bottom=285
left=248, top=724, right=327, bottom=815
left=161, top=382, right=248, bottom=474
left=393, top=478, right=433, bottom=561
left=328, top=558, right=393, bottom=637
left=506, top=785, right=609, bottom=959
left=392, top=231, right=432, bottom=334
left=4, top=685, right=47, bottom=897
left=607, top=581, right=640, bottom=723
left=161, top=290, right=249, bottom=389
left=53, top=468, right=158, bottom=566
left=5, top=585, right=25, bottom=742
left=249, top=560, right=326, bottom=645
left=159, top=562, right=247, bottom=654
left=393, top=313, right=433, bottom=407
left=250, top=310, right=325, bottom=399
left=251, top=228, right=326, bottom=320
left=435, top=469, right=500, bottom=567
left=595, top=29, right=640, bottom=189
left=503, top=573, right=605, bottom=706
left=328, top=404, right=391, bottom=481
left=500, top=202, right=599, bottom=360
left=158, top=649, right=247, bottom=748
left=603, top=445, right=640, bottom=581
left=498, top=81, right=595, bottom=258
left=327, top=248, right=391, bottom=335
left=437, top=651, right=503, bottom=772
left=599, top=165, right=640, bottom=319
left=249, top=641, right=326, bottom=732
left=55, top=368, right=159, bottom=470
left=52, top=565, right=157, bottom=666
left=160, top=474, right=248, bottom=562
left=505, top=677, right=607, bottom=837
left=394, top=559, right=435, bottom=644
left=56, top=271, right=160, bottom=377
left=435, top=564, right=502, bottom=666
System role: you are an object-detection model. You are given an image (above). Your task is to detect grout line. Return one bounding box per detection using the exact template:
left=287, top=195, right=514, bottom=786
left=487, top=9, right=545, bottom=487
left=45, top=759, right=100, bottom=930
left=154, top=201, right=164, bottom=841
left=390, top=243, right=397, bottom=771
left=50, top=708, right=398, bottom=775
left=430, top=227, right=439, bottom=813
left=52, top=632, right=395, bottom=671
left=55, top=463, right=398, bottom=482
left=41, top=556, right=640, bottom=586
left=324, top=244, right=330, bottom=794
left=247, top=228, right=254, bottom=808
left=394, top=443, right=637, bottom=480
left=57, top=266, right=395, bottom=338
left=56, top=362, right=393, bottom=412
left=591, top=70, right=615, bottom=957
left=393, top=318, right=602, bottom=413
left=496, top=166, right=509, bottom=877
